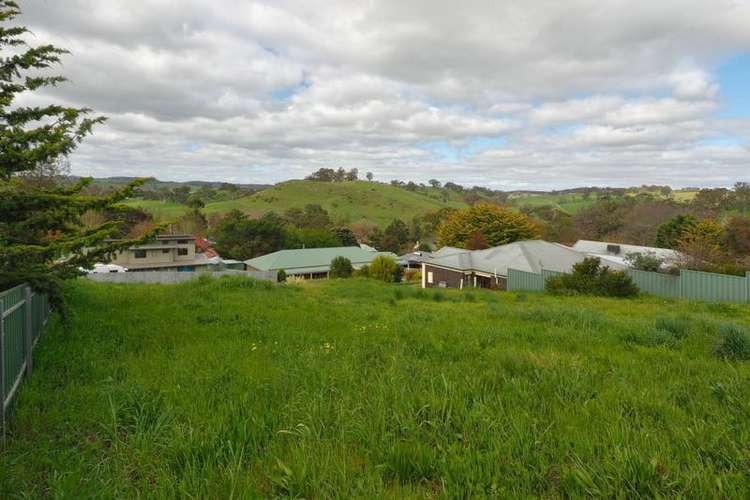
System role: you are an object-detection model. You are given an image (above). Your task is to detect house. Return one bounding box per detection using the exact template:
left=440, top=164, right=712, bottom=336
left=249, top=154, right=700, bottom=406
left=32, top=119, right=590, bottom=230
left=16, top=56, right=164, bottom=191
left=398, top=250, right=433, bottom=269
left=571, top=240, right=682, bottom=269
left=422, top=240, right=627, bottom=290
left=109, top=234, right=222, bottom=272
left=245, top=246, right=397, bottom=279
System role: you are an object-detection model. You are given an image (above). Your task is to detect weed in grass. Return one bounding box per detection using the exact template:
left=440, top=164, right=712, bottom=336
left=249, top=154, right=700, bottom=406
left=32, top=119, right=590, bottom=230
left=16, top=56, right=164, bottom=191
left=654, top=316, right=691, bottom=340
left=393, top=289, right=405, bottom=301
left=714, top=323, right=750, bottom=361
left=463, top=292, right=476, bottom=302
left=432, top=291, right=444, bottom=302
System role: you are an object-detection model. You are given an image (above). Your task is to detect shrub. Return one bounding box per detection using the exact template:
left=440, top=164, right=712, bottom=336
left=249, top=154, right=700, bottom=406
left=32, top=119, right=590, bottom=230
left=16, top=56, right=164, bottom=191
left=369, top=256, right=401, bottom=282
left=625, top=252, right=663, bottom=272
left=356, top=264, right=370, bottom=278
left=329, top=256, right=353, bottom=278
left=546, top=257, right=639, bottom=298
left=714, top=323, right=750, bottom=361
left=277, top=269, right=287, bottom=283
left=407, top=270, right=422, bottom=283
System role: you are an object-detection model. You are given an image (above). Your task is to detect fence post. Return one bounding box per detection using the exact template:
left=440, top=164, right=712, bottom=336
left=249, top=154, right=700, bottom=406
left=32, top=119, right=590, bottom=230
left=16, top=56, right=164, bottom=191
left=24, top=286, right=32, bottom=377
left=1, top=300, right=6, bottom=436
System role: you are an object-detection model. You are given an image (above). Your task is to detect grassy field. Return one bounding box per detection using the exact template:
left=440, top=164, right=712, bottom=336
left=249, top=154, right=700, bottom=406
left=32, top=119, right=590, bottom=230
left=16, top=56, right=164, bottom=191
left=2, top=277, right=750, bottom=497
left=507, top=193, right=601, bottom=214
left=126, top=180, right=468, bottom=226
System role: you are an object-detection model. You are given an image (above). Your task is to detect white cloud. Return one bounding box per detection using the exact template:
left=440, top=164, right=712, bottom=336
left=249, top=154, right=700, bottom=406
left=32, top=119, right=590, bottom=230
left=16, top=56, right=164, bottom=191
left=14, top=0, right=750, bottom=188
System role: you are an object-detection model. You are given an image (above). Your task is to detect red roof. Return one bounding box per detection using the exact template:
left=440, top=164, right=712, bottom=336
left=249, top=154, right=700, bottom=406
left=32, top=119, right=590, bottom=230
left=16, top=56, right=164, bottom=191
left=195, top=237, right=219, bottom=258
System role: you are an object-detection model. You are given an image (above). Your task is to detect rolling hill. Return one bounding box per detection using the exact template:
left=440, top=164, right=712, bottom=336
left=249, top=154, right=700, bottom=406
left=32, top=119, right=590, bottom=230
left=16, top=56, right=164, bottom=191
left=122, top=178, right=700, bottom=226
left=125, top=180, right=470, bottom=226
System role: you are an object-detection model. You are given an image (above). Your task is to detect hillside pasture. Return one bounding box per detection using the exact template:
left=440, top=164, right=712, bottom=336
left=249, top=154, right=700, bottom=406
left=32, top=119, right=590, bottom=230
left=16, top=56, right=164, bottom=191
left=126, top=180, right=469, bottom=226
left=2, top=278, right=750, bottom=498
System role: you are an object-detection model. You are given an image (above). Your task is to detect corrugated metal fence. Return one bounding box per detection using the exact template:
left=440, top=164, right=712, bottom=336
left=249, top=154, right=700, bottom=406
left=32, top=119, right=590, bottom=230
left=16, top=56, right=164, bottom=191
left=507, top=268, right=750, bottom=303
left=1, top=284, right=51, bottom=435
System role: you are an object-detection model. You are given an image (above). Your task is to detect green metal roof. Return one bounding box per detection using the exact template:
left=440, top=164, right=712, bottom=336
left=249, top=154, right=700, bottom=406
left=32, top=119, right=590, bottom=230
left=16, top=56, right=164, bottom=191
left=244, top=246, right=397, bottom=273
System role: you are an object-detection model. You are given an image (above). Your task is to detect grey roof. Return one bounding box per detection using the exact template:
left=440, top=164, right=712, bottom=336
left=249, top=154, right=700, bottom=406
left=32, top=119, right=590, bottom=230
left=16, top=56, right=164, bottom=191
left=398, top=251, right=434, bottom=263
left=426, top=240, right=627, bottom=276
left=431, top=246, right=470, bottom=258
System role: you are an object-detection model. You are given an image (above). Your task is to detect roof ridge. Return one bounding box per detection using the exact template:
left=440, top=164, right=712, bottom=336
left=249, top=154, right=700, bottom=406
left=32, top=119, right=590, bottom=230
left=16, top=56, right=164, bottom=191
left=518, top=240, right=540, bottom=273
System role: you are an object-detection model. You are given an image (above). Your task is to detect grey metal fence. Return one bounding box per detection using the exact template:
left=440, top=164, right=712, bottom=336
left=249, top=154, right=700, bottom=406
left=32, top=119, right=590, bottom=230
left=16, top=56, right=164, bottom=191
left=506, top=269, right=545, bottom=291
left=507, top=267, right=750, bottom=304
left=1, top=284, right=51, bottom=434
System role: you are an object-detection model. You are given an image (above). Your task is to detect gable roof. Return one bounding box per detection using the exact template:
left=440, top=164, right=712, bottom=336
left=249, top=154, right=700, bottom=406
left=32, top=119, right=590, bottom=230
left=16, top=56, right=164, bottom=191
left=426, top=240, right=626, bottom=276
left=244, top=246, right=396, bottom=272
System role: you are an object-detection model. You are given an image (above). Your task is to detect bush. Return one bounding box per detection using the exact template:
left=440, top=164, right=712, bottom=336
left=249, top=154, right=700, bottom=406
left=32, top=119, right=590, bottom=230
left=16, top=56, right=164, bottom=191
left=355, top=264, right=369, bottom=278
left=329, top=256, right=353, bottom=278
left=546, top=257, right=639, bottom=298
left=369, top=256, right=401, bottom=282
left=714, top=323, right=750, bottom=361
left=406, top=270, right=422, bottom=283
left=625, top=252, right=663, bottom=272
left=277, top=269, right=287, bottom=283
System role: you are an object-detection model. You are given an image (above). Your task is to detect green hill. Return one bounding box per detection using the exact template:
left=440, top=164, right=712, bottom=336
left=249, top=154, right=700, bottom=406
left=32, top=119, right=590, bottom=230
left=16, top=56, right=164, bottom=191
left=125, top=180, right=469, bottom=226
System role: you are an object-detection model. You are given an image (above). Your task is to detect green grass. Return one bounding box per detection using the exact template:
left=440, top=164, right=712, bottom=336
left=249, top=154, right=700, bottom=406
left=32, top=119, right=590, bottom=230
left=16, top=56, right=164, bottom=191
left=3, top=278, right=750, bottom=497
left=126, top=180, right=468, bottom=226
left=122, top=198, right=189, bottom=219
left=508, top=193, right=601, bottom=214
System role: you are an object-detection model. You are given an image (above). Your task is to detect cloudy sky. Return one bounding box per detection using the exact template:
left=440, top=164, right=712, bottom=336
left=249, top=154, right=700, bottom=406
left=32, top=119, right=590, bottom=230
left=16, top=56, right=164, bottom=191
left=18, top=0, right=750, bottom=189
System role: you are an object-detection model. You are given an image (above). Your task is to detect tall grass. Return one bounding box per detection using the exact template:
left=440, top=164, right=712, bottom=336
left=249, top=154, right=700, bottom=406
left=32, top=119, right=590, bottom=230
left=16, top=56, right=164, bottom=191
left=1, top=277, right=750, bottom=497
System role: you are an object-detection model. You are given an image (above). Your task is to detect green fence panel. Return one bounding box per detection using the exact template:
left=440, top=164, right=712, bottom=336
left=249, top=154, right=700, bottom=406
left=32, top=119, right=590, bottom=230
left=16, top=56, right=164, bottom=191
left=2, top=299, right=27, bottom=401
left=2, top=285, right=51, bottom=432
left=680, top=270, right=748, bottom=303
left=507, top=269, right=544, bottom=291
left=627, top=269, right=681, bottom=299
left=0, top=285, right=24, bottom=313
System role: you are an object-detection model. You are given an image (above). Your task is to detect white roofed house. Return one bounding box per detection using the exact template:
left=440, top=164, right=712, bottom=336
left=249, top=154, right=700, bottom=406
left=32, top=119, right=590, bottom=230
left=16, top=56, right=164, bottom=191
left=571, top=240, right=683, bottom=270
left=421, top=240, right=627, bottom=290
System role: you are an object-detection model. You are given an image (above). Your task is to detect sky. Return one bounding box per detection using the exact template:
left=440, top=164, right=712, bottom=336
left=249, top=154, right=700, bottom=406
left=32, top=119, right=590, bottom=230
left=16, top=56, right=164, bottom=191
left=17, top=0, right=750, bottom=189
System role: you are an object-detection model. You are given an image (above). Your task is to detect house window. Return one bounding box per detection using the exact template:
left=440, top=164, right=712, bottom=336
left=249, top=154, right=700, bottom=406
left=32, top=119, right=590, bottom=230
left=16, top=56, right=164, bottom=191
left=178, top=248, right=188, bottom=256
left=134, top=250, right=147, bottom=259
left=162, top=249, right=170, bottom=254
left=427, top=271, right=434, bottom=284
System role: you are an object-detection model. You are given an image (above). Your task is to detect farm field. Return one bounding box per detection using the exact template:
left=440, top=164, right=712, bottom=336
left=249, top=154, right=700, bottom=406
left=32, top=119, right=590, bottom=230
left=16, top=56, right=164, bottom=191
left=125, top=180, right=469, bottom=226
left=2, top=278, right=750, bottom=497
